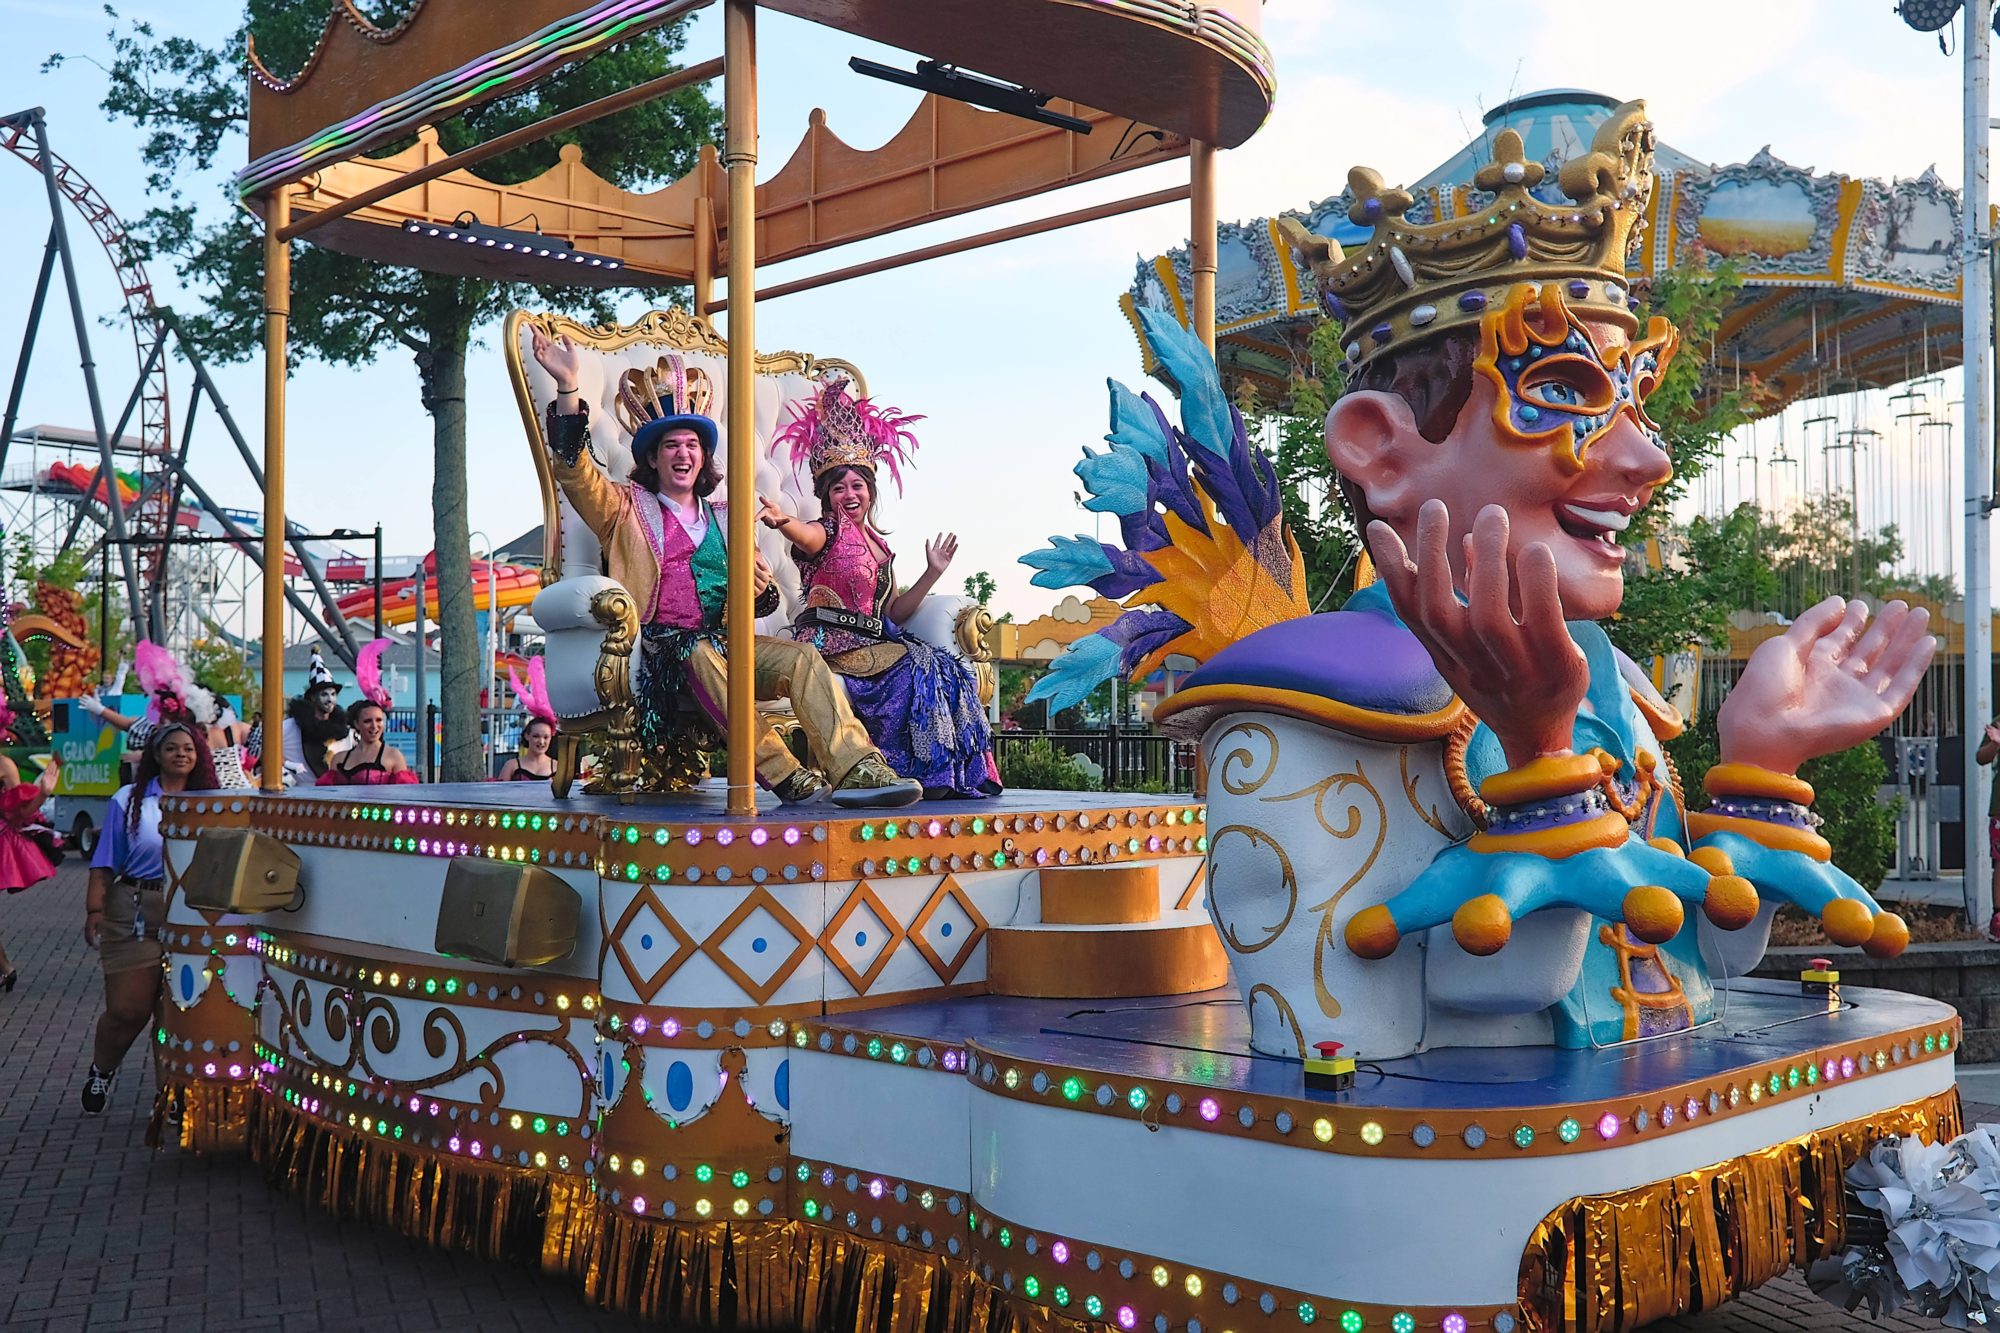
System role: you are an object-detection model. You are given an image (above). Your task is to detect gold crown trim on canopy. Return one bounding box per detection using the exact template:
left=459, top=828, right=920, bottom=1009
left=1285, top=100, right=1659, bottom=372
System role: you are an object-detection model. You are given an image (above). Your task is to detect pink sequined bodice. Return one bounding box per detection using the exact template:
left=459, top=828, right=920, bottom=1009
left=791, top=515, right=893, bottom=655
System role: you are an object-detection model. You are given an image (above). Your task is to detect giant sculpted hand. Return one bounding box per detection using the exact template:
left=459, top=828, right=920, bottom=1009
left=1366, top=500, right=1586, bottom=768
left=1348, top=500, right=1739, bottom=961
left=1717, top=595, right=1935, bottom=775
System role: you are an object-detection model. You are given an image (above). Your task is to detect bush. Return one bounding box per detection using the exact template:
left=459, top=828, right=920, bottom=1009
left=999, top=738, right=1097, bottom=791
left=1666, top=711, right=1898, bottom=892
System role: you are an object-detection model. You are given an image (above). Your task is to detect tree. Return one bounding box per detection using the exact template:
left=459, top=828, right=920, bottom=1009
left=51, top=2, right=721, bottom=779
left=1241, top=318, right=1360, bottom=612
left=963, top=570, right=997, bottom=606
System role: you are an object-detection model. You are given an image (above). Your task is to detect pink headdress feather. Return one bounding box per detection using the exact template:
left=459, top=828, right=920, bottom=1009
left=508, top=656, right=557, bottom=728
left=772, top=376, right=923, bottom=495
left=356, top=638, right=393, bottom=710
left=133, top=640, right=214, bottom=725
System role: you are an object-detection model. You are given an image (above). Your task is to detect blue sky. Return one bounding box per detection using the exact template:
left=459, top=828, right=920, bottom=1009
left=0, top=0, right=1983, bottom=620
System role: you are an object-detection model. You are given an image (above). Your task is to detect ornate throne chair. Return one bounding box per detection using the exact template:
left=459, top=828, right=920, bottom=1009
left=505, top=308, right=992, bottom=796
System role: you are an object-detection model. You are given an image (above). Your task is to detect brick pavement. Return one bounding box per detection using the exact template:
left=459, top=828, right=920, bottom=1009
left=0, top=863, right=1977, bottom=1331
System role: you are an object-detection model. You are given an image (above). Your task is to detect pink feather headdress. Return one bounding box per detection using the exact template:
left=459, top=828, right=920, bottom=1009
left=356, top=638, right=393, bottom=710
left=134, top=641, right=215, bottom=726
left=772, top=376, right=922, bottom=494
left=508, top=656, right=556, bottom=728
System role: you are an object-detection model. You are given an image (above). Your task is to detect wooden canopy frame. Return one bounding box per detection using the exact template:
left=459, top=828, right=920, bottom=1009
left=247, top=0, right=1271, bottom=808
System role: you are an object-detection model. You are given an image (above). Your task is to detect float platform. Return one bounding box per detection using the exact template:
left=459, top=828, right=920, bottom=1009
left=148, top=784, right=1960, bottom=1333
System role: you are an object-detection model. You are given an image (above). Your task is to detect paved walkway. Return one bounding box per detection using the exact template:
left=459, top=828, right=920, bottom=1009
left=0, top=864, right=1979, bottom=1331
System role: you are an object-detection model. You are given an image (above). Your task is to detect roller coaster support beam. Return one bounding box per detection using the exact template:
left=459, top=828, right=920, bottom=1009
left=62, top=333, right=164, bottom=559
left=0, top=225, right=57, bottom=477
left=19, top=109, right=146, bottom=636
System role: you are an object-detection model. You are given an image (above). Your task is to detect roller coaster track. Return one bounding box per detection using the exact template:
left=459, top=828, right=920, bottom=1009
left=0, top=112, right=171, bottom=587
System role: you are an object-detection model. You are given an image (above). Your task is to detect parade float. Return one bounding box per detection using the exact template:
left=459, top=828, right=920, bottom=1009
left=141, top=5, right=1963, bottom=1333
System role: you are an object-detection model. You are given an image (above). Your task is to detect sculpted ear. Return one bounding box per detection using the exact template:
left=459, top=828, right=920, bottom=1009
left=1326, top=390, right=1425, bottom=521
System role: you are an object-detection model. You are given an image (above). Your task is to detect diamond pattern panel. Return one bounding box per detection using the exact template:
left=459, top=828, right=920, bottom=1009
left=702, top=888, right=816, bottom=1004
left=609, top=885, right=698, bottom=1003
left=819, top=880, right=904, bottom=996
left=908, top=874, right=988, bottom=984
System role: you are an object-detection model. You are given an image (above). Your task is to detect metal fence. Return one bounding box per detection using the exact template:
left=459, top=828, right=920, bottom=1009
left=405, top=706, right=529, bottom=780
left=991, top=729, right=1197, bottom=793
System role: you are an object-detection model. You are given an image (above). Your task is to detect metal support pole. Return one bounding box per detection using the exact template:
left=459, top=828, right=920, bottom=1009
left=150, top=376, right=203, bottom=641
left=722, top=0, right=759, bottom=815
left=35, top=112, right=145, bottom=634
left=1965, top=6, right=1995, bottom=926
left=374, top=524, right=385, bottom=636
left=0, top=225, right=58, bottom=476
left=60, top=335, right=163, bottom=555
left=1190, top=140, right=1218, bottom=352
left=414, top=563, right=429, bottom=781
left=260, top=185, right=292, bottom=792
left=98, top=538, right=108, bottom=680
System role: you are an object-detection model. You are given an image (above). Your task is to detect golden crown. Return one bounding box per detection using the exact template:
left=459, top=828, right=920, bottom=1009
left=613, top=354, right=713, bottom=438
left=1283, top=100, right=1657, bottom=373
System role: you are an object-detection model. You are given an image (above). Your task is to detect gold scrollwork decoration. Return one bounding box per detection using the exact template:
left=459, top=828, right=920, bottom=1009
left=1256, top=761, right=1388, bottom=1021
left=1245, top=983, right=1307, bottom=1059
left=1206, top=823, right=1298, bottom=955
left=1214, top=721, right=1280, bottom=796
left=588, top=586, right=643, bottom=795
left=1399, top=744, right=1458, bottom=840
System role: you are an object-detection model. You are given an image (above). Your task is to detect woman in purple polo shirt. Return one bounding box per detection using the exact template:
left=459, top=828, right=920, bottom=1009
left=79, top=721, right=216, bottom=1114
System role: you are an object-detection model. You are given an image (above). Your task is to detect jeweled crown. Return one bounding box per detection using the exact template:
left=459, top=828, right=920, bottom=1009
left=1284, top=100, right=1657, bottom=373
left=614, top=354, right=713, bottom=437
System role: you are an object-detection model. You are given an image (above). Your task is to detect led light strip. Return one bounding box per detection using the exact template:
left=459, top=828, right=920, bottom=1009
left=240, top=0, right=706, bottom=197
left=963, top=1019, right=1962, bottom=1160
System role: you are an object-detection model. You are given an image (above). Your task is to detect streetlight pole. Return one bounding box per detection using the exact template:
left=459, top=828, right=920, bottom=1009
left=1964, top=2, right=1995, bottom=927
left=468, top=530, right=498, bottom=779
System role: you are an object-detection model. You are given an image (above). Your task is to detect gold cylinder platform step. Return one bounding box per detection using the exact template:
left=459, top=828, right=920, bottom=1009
left=1037, top=864, right=1161, bottom=925
left=987, top=910, right=1228, bottom=999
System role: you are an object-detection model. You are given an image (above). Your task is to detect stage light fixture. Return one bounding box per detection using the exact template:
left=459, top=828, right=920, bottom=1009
left=847, top=57, right=1093, bottom=135
left=399, top=216, right=622, bottom=271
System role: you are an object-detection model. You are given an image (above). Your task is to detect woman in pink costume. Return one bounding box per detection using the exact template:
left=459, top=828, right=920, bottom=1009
left=0, top=703, right=60, bottom=993
left=762, top=379, right=999, bottom=799
left=318, top=639, right=417, bottom=786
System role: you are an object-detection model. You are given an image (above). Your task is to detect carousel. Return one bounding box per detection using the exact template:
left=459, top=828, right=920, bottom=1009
left=148, top=8, right=1961, bottom=1333
left=1126, top=87, right=1972, bottom=413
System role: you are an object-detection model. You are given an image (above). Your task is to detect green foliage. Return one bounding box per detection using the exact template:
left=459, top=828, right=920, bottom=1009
left=51, top=4, right=722, bottom=780
left=997, top=665, right=1036, bottom=723
left=188, top=636, right=258, bottom=705
left=1242, top=318, right=1360, bottom=612
left=963, top=571, right=997, bottom=606
left=9, top=534, right=127, bottom=683
left=997, top=737, right=1096, bottom=791
left=1666, top=711, right=1897, bottom=892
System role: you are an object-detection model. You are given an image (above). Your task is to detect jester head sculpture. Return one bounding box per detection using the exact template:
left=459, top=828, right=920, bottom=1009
left=1295, top=103, right=1672, bottom=634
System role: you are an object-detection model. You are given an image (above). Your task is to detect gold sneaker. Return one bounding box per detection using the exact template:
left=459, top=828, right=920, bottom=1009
left=773, top=766, right=830, bottom=805
left=830, top=754, right=922, bottom=808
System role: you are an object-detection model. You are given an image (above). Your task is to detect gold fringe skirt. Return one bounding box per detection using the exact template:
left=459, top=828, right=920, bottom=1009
left=148, top=1079, right=254, bottom=1154
left=233, top=1084, right=1961, bottom=1332
left=1518, top=1087, right=1962, bottom=1331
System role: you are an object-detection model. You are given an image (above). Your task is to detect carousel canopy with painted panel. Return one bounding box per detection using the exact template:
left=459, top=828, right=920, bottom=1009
left=1127, top=88, right=1971, bottom=413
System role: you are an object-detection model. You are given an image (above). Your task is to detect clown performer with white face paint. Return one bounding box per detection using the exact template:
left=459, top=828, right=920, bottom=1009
left=532, top=331, right=921, bottom=808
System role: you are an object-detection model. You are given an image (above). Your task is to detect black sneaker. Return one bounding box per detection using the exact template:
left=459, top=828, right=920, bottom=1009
left=80, top=1064, right=114, bottom=1114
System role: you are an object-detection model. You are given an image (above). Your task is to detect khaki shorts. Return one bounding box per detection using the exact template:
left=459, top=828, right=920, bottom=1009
left=99, top=877, right=166, bottom=976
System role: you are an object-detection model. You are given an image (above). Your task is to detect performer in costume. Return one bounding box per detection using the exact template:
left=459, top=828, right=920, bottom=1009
left=0, top=703, right=60, bottom=994
left=319, top=640, right=416, bottom=785
left=80, top=644, right=252, bottom=788
left=530, top=330, right=920, bottom=808
left=1029, top=102, right=1933, bottom=1056
left=80, top=716, right=217, bottom=1113
left=761, top=378, right=999, bottom=799
left=500, top=657, right=558, bottom=783
left=280, top=650, right=352, bottom=783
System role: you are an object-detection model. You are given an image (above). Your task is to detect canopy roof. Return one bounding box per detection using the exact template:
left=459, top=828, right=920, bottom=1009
left=1127, top=89, right=1970, bottom=415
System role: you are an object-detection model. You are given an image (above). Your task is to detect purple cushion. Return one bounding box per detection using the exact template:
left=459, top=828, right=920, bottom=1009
left=1179, top=607, right=1451, bottom=716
